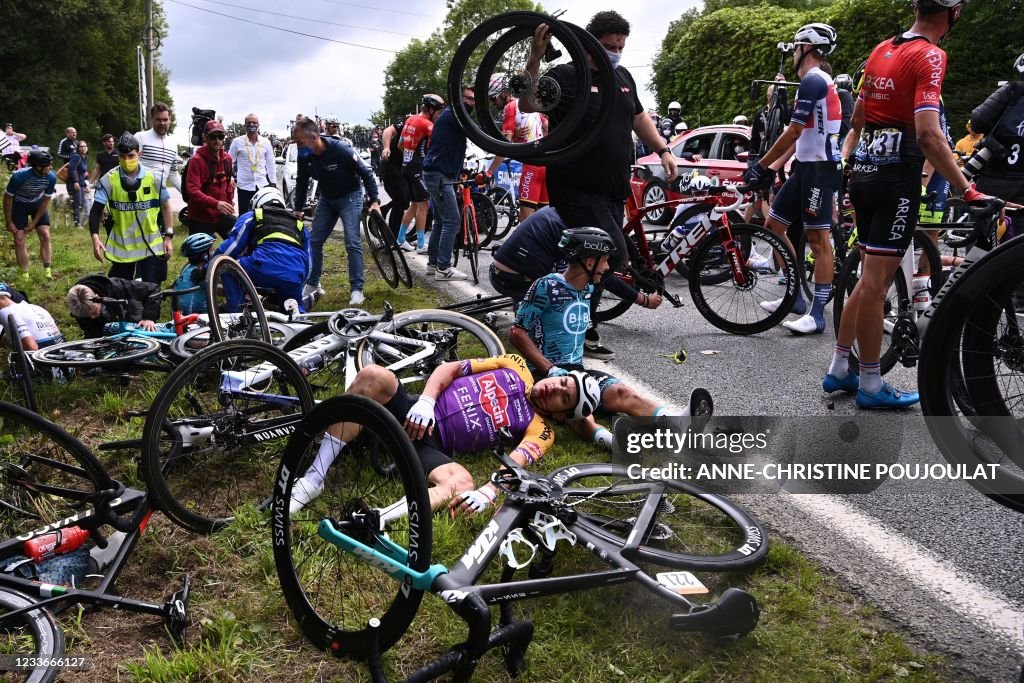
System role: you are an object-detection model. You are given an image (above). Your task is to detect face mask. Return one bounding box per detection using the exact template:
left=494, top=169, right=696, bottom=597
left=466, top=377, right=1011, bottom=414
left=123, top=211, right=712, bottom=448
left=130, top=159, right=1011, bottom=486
left=297, top=146, right=313, bottom=160
left=245, top=123, right=258, bottom=133
left=119, top=157, right=139, bottom=173
left=606, top=50, right=622, bottom=69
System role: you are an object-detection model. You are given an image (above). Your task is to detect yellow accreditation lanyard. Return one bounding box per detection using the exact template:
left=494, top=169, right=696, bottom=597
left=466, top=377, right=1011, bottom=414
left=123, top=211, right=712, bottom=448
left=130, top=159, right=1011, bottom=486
left=245, top=138, right=260, bottom=173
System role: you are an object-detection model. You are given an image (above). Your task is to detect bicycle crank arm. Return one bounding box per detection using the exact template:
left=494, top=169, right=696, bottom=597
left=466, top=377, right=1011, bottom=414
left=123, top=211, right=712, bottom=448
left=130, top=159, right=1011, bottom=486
left=318, top=518, right=447, bottom=591
left=664, top=290, right=683, bottom=308
left=164, top=574, right=191, bottom=644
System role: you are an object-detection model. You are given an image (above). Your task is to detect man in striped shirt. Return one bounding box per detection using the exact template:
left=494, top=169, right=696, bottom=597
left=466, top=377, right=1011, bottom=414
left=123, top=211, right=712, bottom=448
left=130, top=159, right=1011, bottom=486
left=136, top=103, right=180, bottom=237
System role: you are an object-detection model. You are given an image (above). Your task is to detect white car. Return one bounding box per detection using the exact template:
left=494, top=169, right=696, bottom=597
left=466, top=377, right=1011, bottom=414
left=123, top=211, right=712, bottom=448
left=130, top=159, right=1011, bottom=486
left=276, top=143, right=299, bottom=208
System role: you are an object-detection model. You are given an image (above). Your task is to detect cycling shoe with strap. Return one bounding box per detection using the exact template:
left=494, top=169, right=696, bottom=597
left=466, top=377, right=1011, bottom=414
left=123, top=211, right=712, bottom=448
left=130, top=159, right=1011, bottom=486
left=822, top=372, right=859, bottom=394
left=855, top=383, right=919, bottom=409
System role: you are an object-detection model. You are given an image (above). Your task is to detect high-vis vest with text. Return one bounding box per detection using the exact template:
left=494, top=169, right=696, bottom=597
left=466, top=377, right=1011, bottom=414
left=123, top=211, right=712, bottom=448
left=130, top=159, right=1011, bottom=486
left=102, top=170, right=164, bottom=263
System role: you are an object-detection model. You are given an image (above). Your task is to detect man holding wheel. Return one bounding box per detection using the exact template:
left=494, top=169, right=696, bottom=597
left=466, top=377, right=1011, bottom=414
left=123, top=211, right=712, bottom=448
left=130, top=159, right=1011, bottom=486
left=522, top=10, right=676, bottom=361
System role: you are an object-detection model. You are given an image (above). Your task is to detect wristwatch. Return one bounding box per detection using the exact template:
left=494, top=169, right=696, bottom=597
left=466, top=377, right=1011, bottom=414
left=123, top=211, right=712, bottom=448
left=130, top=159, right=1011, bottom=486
left=658, top=147, right=672, bottom=156
left=162, top=230, right=174, bottom=238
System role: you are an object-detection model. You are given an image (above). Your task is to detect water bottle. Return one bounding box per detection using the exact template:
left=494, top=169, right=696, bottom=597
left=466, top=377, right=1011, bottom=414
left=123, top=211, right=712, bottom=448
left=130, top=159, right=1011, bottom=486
left=300, top=353, right=327, bottom=374
left=661, top=222, right=690, bottom=254
left=912, top=275, right=932, bottom=313
left=24, top=526, right=91, bottom=562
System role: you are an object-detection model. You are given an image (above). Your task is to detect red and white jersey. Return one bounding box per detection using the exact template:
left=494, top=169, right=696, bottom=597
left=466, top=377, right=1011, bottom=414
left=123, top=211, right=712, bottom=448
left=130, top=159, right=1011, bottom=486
left=790, top=67, right=842, bottom=162
left=502, top=99, right=545, bottom=143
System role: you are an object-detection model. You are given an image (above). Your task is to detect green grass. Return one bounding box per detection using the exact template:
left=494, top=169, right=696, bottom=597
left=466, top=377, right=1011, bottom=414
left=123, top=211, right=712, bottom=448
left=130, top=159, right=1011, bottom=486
left=0, top=175, right=956, bottom=681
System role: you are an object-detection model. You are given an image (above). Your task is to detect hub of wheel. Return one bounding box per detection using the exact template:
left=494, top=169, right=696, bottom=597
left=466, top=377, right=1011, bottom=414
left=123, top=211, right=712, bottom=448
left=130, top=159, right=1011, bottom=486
left=995, top=333, right=1024, bottom=372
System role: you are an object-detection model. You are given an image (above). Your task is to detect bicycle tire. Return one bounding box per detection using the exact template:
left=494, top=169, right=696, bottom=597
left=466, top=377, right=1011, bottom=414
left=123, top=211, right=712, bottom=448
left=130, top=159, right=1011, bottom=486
left=549, top=463, right=768, bottom=571
left=31, top=336, right=162, bottom=369
left=920, top=236, right=1024, bottom=512
left=833, top=232, right=941, bottom=374
left=141, top=339, right=314, bottom=533
left=355, top=310, right=504, bottom=388
left=4, top=316, right=37, bottom=413
left=169, top=322, right=295, bottom=359
left=471, top=191, right=498, bottom=251
left=394, top=233, right=413, bottom=288
left=487, top=187, right=518, bottom=242
left=363, top=209, right=399, bottom=288
left=0, top=400, right=115, bottom=539
left=273, top=395, right=431, bottom=659
left=465, top=206, right=480, bottom=284
left=592, top=236, right=649, bottom=323
left=204, top=255, right=271, bottom=344
left=688, top=223, right=799, bottom=335
left=0, top=588, right=65, bottom=682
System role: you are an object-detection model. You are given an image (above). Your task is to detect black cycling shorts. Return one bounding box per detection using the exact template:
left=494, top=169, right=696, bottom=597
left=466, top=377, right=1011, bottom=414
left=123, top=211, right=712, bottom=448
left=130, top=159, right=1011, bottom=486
left=849, top=162, right=922, bottom=257
left=402, top=164, right=429, bottom=203
left=768, top=160, right=841, bottom=229
left=383, top=383, right=453, bottom=476
left=10, top=202, right=51, bottom=230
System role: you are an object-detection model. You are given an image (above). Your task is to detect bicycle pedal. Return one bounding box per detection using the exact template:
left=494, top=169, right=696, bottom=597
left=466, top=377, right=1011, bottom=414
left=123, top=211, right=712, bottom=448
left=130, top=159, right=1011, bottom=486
left=165, top=574, right=191, bottom=644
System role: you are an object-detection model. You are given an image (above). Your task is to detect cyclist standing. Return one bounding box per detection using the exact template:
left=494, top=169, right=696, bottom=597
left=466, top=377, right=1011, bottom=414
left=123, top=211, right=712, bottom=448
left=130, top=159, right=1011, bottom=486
left=826, top=0, right=987, bottom=409
left=397, top=94, right=445, bottom=255
left=968, top=51, right=1024, bottom=203
left=487, top=73, right=548, bottom=222
left=3, top=149, right=56, bottom=281
left=745, top=23, right=843, bottom=336
left=379, top=116, right=410, bottom=240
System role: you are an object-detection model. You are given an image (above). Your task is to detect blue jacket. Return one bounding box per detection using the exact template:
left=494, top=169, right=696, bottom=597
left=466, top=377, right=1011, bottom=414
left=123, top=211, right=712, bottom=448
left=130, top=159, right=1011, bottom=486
left=216, top=209, right=311, bottom=282
left=294, top=136, right=378, bottom=207
left=423, top=107, right=467, bottom=177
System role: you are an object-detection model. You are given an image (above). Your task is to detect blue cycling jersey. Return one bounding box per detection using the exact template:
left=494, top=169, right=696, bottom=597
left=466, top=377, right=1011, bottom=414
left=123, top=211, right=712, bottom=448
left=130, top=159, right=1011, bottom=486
left=5, top=168, right=56, bottom=205
left=171, top=263, right=208, bottom=314
left=513, top=273, right=591, bottom=370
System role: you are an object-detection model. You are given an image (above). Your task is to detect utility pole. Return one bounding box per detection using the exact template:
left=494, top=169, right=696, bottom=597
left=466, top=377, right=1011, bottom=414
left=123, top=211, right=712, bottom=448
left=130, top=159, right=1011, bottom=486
left=144, top=0, right=156, bottom=112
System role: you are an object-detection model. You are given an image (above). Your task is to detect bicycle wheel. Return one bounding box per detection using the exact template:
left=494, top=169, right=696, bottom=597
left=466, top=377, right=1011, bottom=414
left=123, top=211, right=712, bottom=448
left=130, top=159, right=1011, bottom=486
left=169, top=322, right=295, bottom=359
left=550, top=463, right=768, bottom=571
left=355, top=310, right=504, bottom=390
left=833, top=232, right=941, bottom=375
left=273, top=395, right=431, bottom=659
left=688, top=223, right=799, bottom=335
left=592, top=237, right=655, bottom=324
left=141, top=339, right=314, bottom=533
left=464, top=207, right=480, bottom=284
left=0, top=588, right=65, bottom=682
left=0, top=400, right=114, bottom=539
left=487, top=187, right=518, bottom=242
left=31, top=336, right=161, bottom=369
left=363, top=209, right=399, bottom=288
left=393, top=234, right=413, bottom=288
left=204, top=255, right=271, bottom=344
left=471, top=191, right=498, bottom=250
left=920, top=236, right=1024, bottom=512
left=3, top=317, right=36, bottom=413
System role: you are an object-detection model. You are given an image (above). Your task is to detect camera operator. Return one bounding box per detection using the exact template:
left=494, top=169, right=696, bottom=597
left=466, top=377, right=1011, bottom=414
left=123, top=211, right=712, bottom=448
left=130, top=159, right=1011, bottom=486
left=967, top=51, right=1024, bottom=203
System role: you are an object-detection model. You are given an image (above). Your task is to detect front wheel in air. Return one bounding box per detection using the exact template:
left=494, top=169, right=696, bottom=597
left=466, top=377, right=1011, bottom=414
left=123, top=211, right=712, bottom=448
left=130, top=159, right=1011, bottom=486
left=205, top=254, right=271, bottom=344
left=272, top=395, right=432, bottom=659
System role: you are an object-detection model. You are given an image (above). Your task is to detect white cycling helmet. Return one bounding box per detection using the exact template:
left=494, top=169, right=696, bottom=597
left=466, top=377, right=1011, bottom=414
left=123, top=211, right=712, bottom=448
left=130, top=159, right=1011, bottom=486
left=668, top=101, right=681, bottom=113
left=674, top=121, right=689, bottom=134
left=568, top=370, right=602, bottom=420
left=687, top=174, right=713, bottom=193
left=1015, top=51, right=1024, bottom=75
left=733, top=115, right=749, bottom=125
left=253, top=186, right=286, bottom=210
left=794, top=23, right=837, bottom=55
left=488, top=73, right=508, bottom=98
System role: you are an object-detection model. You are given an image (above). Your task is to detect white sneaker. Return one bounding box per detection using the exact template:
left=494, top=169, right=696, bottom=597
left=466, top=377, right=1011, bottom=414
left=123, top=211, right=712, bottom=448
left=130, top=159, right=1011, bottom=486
left=416, top=245, right=429, bottom=255
left=399, top=242, right=416, bottom=252
left=435, top=267, right=469, bottom=281
left=289, top=476, right=324, bottom=514
left=349, top=290, right=365, bottom=306
left=781, top=313, right=825, bottom=335
left=759, top=297, right=786, bottom=313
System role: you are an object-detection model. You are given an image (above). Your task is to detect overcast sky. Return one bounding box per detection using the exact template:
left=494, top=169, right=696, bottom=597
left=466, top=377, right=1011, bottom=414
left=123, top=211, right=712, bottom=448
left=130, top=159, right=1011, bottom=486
left=160, top=0, right=703, bottom=143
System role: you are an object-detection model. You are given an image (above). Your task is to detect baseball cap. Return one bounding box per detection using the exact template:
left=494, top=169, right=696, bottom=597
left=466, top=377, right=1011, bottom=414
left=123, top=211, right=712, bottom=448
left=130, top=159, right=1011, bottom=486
left=204, top=120, right=227, bottom=135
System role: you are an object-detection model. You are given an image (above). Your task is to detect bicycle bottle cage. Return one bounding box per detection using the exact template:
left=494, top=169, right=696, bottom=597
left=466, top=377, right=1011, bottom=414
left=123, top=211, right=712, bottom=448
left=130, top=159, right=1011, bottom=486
left=499, top=528, right=538, bottom=569
left=528, top=511, right=577, bottom=551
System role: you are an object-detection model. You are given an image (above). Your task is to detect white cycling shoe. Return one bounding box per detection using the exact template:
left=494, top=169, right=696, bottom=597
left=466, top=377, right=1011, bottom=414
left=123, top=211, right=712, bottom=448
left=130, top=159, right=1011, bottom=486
left=289, top=476, right=324, bottom=514
left=759, top=297, right=786, bottom=313
left=781, top=314, right=825, bottom=335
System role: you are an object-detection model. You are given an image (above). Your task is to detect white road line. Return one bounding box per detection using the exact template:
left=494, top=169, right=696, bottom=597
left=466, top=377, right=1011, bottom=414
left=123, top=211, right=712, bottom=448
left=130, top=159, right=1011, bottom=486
left=416, top=253, right=1024, bottom=652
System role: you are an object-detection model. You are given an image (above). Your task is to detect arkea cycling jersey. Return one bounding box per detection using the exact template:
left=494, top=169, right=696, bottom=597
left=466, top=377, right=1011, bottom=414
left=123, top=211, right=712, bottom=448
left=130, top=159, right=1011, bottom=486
left=400, top=114, right=433, bottom=166
left=433, top=354, right=554, bottom=464
left=790, top=67, right=842, bottom=162
left=0, top=301, right=62, bottom=345
left=854, top=34, right=946, bottom=165
left=513, top=273, right=591, bottom=369
left=502, top=99, right=545, bottom=143
left=4, top=168, right=56, bottom=205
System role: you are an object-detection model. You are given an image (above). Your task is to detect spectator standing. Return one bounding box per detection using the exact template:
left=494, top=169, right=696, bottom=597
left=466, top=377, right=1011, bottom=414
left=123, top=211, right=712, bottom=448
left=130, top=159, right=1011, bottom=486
left=291, top=117, right=380, bottom=306
left=92, top=134, right=118, bottom=181
left=379, top=116, right=410, bottom=239
left=135, top=102, right=180, bottom=203
left=88, top=132, right=173, bottom=285
left=834, top=73, right=856, bottom=140
left=397, top=94, right=445, bottom=254
left=228, top=113, right=276, bottom=215
left=369, top=128, right=382, bottom=175
left=3, top=149, right=56, bottom=281
left=422, top=84, right=475, bottom=281
left=68, top=141, right=90, bottom=228
left=185, top=121, right=236, bottom=239
left=954, top=120, right=982, bottom=158
left=969, top=52, right=1024, bottom=203
left=3, top=124, right=26, bottom=170
left=56, top=127, right=78, bottom=163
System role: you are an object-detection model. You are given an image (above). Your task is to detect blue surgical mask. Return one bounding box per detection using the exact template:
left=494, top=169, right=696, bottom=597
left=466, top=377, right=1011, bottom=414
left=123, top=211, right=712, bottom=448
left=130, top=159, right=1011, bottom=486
left=245, top=123, right=258, bottom=133
left=297, top=146, right=313, bottom=160
left=606, top=50, right=622, bottom=69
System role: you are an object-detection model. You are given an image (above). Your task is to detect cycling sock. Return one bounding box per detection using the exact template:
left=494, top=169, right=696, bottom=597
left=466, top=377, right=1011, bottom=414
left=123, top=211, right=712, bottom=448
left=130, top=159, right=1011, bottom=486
left=654, top=406, right=688, bottom=417
left=397, top=224, right=408, bottom=244
left=792, top=291, right=806, bottom=316
left=828, top=344, right=851, bottom=378
left=305, top=434, right=345, bottom=488
left=417, top=230, right=426, bottom=249
left=860, top=361, right=883, bottom=394
left=810, top=283, right=830, bottom=323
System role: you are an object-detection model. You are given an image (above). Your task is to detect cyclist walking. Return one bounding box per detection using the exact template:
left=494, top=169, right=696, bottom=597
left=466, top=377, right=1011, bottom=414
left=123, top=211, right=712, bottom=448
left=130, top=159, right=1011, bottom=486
left=397, top=95, right=445, bottom=254
left=745, top=23, right=843, bottom=336
left=826, top=0, right=988, bottom=409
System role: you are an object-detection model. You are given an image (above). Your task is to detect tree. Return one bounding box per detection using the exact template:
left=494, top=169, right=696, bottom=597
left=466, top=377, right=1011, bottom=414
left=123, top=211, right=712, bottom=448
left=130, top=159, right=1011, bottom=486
left=0, top=0, right=173, bottom=148
left=225, top=122, right=247, bottom=139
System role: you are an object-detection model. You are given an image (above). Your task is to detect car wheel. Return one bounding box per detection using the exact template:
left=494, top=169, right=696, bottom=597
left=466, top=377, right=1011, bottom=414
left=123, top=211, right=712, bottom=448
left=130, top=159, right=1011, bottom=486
left=642, top=178, right=671, bottom=226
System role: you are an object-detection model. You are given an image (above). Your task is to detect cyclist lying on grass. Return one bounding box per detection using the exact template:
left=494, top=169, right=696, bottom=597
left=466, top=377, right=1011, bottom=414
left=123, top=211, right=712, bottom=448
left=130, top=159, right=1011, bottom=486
left=509, top=227, right=713, bottom=450
left=66, top=275, right=162, bottom=338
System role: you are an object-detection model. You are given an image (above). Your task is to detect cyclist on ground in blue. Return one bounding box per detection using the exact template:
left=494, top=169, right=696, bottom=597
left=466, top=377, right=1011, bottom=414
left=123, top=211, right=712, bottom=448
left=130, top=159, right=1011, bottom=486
left=214, top=186, right=312, bottom=313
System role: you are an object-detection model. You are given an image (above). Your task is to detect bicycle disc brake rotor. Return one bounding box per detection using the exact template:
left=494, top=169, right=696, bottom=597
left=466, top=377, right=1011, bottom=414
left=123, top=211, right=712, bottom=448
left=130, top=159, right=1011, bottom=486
left=533, top=76, right=562, bottom=112
left=995, top=331, right=1024, bottom=373
left=733, top=269, right=758, bottom=292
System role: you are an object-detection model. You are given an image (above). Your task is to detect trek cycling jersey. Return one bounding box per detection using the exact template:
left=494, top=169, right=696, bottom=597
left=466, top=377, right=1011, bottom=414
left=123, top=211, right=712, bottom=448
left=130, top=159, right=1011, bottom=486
left=433, top=354, right=555, bottom=465
left=502, top=99, right=545, bottom=143
left=4, top=168, right=56, bottom=205
left=513, top=273, right=591, bottom=370
left=790, top=67, right=842, bottom=162
left=0, top=301, right=61, bottom=345
left=854, top=34, right=946, bottom=166
left=400, top=114, right=434, bottom=166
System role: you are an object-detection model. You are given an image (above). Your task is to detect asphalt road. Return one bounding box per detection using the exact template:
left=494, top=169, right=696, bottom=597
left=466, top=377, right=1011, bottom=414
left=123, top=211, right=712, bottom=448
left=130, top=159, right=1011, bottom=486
left=388, top=214, right=1024, bottom=682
